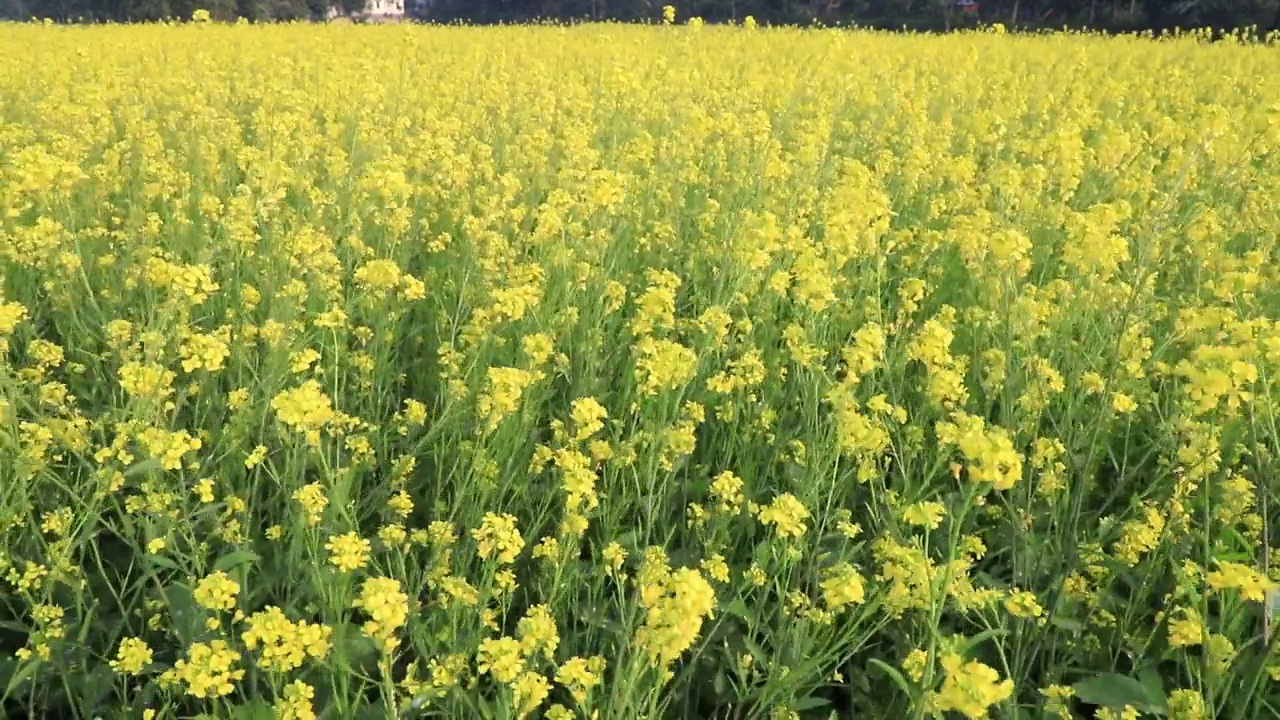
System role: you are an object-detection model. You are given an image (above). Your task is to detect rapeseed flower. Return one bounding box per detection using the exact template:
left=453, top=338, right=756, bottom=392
left=325, top=532, right=371, bottom=573
left=352, top=577, right=409, bottom=653
left=757, top=493, right=809, bottom=539
left=193, top=571, right=239, bottom=612
left=473, top=512, right=524, bottom=564
left=933, top=653, right=1013, bottom=719
left=109, top=637, right=153, bottom=675
left=171, top=640, right=244, bottom=699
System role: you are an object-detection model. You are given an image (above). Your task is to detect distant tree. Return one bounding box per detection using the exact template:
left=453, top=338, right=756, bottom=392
left=11, top=0, right=1280, bottom=34
left=0, top=0, right=30, bottom=19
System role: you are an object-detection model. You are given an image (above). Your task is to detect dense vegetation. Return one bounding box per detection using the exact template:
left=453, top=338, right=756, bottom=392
left=7, top=0, right=1280, bottom=32
left=2, top=19, right=1280, bottom=720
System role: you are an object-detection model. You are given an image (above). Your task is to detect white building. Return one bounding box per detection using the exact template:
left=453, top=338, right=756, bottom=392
left=327, top=0, right=405, bottom=21
left=364, top=0, right=405, bottom=18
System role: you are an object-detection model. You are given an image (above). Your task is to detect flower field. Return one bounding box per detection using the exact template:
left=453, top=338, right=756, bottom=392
left=2, top=18, right=1280, bottom=720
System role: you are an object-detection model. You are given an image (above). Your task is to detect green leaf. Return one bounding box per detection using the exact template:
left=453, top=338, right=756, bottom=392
left=1137, top=666, right=1167, bottom=711
left=793, top=695, right=832, bottom=711
left=214, top=550, right=261, bottom=573
left=75, top=662, right=116, bottom=715
left=742, top=634, right=768, bottom=671
left=1073, top=673, right=1166, bottom=714
left=162, top=583, right=204, bottom=647
left=123, top=457, right=163, bottom=478
left=233, top=698, right=275, bottom=720
left=958, top=628, right=1008, bottom=654
left=867, top=658, right=912, bottom=697
left=752, top=540, right=773, bottom=568
left=1048, top=615, right=1084, bottom=632
left=146, top=553, right=181, bottom=572
left=723, top=596, right=751, bottom=622
left=2, top=658, right=40, bottom=702
left=333, top=622, right=381, bottom=673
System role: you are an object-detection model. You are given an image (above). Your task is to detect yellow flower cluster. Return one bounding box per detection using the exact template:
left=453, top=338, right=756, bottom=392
left=352, top=577, right=410, bottom=653
left=167, top=640, right=244, bottom=699
left=933, top=653, right=1014, bottom=719
left=193, top=571, right=239, bottom=612
left=472, top=512, right=525, bottom=564
left=3, top=18, right=1280, bottom=720
left=634, top=565, right=717, bottom=669
left=240, top=606, right=332, bottom=672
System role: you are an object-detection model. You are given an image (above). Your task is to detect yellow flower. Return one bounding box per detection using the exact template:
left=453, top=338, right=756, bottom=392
left=172, top=639, right=244, bottom=699
left=472, top=512, right=525, bottom=564
left=602, top=541, right=628, bottom=577
left=179, top=331, right=230, bottom=373
left=478, top=636, right=525, bottom=684
left=1206, top=561, right=1275, bottom=602
left=293, top=483, right=328, bottom=524
left=936, top=412, right=1023, bottom=490
left=555, top=656, right=605, bottom=703
left=240, top=606, right=331, bottom=672
left=352, top=577, right=409, bottom=653
left=289, top=348, right=321, bottom=374
left=1003, top=590, right=1044, bottom=619
left=710, top=470, right=745, bottom=513
left=227, top=388, right=250, bottom=409
left=378, top=523, right=408, bottom=548
left=701, top=554, right=730, bottom=583
left=354, top=258, right=403, bottom=297
left=757, top=493, right=809, bottom=539
left=193, top=571, right=239, bottom=612
left=569, top=396, right=608, bottom=441
left=901, top=648, right=928, bottom=682
left=271, top=381, right=336, bottom=434
left=1111, top=392, right=1137, bottom=414
left=532, top=535, right=561, bottom=562
left=1168, top=689, right=1206, bottom=720
left=438, top=576, right=480, bottom=607
left=633, top=337, right=698, bottom=396
left=477, top=367, right=538, bottom=433
left=1206, top=633, right=1235, bottom=676
left=275, top=680, right=317, bottom=720
left=517, top=605, right=560, bottom=660
left=135, top=427, right=202, bottom=471
left=1167, top=607, right=1205, bottom=648
left=522, top=333, right=555, bottom=367
left=1112, top=504, right=1166, bottom=566
left=902, top=501, right=946, bottom=529
left=109, top=637, right=153, bottom=675
left=325, top=532, right=371, bottom=573
left=820, top=563, right=867, bottom=610
left=0, top=301, right=28, bottom=337
left=1040, top=685, right=1074, bottom=720
left=1080, top=371, right=1105, bottom=394
left=512, top=671, right=551, bottom=717
left=634, top=568, right=716, bottom=668
left=118, top=362, right=175, bottom=400
left=934, top=653, right=1013, bottom=719
left=244, top=444, right=268, bottom=469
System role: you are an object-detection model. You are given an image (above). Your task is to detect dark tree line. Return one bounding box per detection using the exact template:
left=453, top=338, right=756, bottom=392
left=421, top=0, right=1280, bottom=30
left=4, top=0, right=364, bottom=21
left=5, top=0, right=1279, bottom=36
